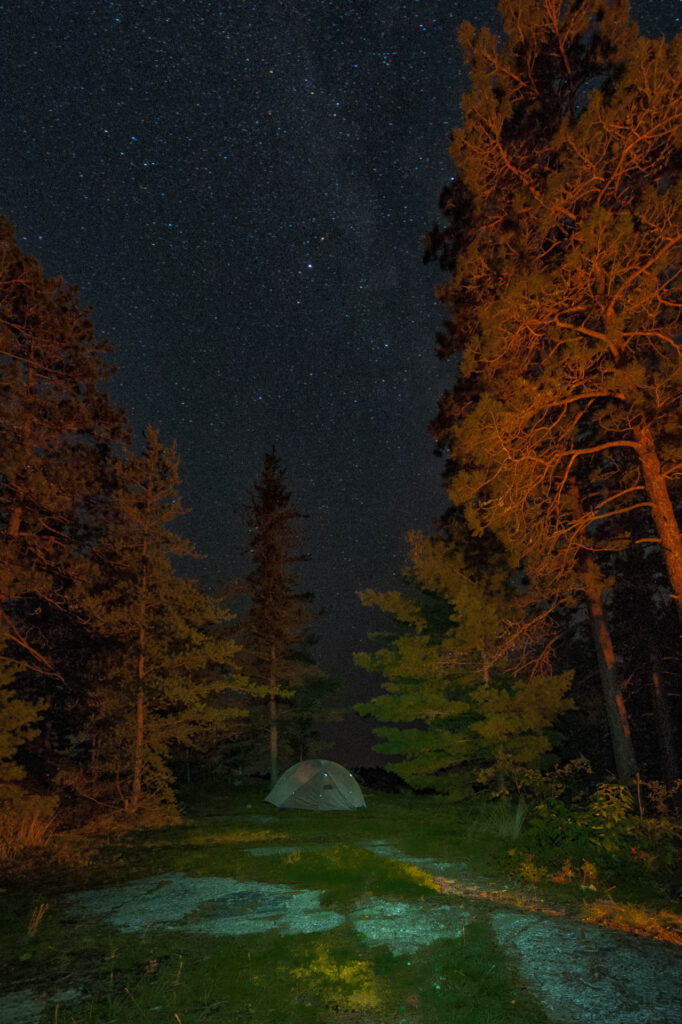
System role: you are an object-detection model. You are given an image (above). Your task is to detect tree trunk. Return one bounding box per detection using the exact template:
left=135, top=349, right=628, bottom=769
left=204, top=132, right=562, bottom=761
left=650, top=657, right=679, bottom=788
left=636, top=422, right=682, bottom=623
left=2, top=396, right=31, bottom=600
left=130, top=685, right=145, bottom=813
left=130, top=486, right=151, bottom=814
left=269, top=645, right=278, bottom=788
left=582, top=558, right=638, bottom=785
left=7, top=504, right=22, bottom=540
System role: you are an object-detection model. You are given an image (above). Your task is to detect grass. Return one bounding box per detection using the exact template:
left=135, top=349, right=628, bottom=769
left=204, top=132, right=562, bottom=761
left=4, top=916, right=548, bottom=1024
left=1, top=779, right=679, bottom=1023
left=582, top=899, right=682, bottom=945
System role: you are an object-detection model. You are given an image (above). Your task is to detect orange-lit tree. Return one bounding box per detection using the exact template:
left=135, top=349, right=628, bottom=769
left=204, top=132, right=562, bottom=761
left=0, top=217, right=127, bottom=787
left=72, top=428, right=244, bottom=817
left=0, top=216, right=126, bottom=666
left=425, top=0, right=682, bottom=782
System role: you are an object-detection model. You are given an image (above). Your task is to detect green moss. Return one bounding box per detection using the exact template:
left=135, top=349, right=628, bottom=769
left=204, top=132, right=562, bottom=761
left=245, top=844, right=437, bottom=908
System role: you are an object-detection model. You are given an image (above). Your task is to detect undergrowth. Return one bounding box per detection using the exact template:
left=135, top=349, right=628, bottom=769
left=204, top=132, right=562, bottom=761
left=582, top=900, right=682, bottom=945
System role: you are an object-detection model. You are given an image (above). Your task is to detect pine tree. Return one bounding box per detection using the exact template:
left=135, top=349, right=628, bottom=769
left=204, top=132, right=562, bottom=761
left=237, top=449, right=315, bottom=786
left=426, top=0, right=682, bottom=605
left=0, top=217, right=127, bottom=791
left=355, top=527, right=573, bottom=799
left=424, top=0, right=682, bottom=781
left=70, top=427, right=243, bottom=816
left=0, top=216, right=126, bottom=675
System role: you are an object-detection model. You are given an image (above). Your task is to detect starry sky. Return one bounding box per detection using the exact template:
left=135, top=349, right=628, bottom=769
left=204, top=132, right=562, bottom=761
left=1, top=0, right=679, bottom=759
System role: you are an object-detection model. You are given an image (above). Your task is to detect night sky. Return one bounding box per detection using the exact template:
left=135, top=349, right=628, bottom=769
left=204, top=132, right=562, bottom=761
left=1, top=0, right=679, bottom=756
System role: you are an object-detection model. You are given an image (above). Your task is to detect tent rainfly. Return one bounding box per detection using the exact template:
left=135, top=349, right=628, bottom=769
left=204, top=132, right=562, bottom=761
left=265, top=759, right=366, bottom=810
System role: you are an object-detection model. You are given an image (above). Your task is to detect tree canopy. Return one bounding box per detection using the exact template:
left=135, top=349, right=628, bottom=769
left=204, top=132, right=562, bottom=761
left=426, top=0, right=682, bottom=613
left=421, top=0, right=681, bottom=784
left=355, top=527, right=573, bottom=798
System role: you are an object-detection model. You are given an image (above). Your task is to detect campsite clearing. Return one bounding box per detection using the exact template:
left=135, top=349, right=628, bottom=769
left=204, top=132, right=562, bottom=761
left=1, top=786, right=680, bottom=1024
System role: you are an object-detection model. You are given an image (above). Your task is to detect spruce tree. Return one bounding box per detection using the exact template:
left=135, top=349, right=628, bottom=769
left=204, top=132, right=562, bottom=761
left=0, top=216, right=126, bottom=787
left=0, top=216, right=126, bottom=667
left=237, top=449, right=315, bottom=786
left=71, top=427, right=243, bottom=816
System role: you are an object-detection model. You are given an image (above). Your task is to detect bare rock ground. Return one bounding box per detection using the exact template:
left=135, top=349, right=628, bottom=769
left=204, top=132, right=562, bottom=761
left=2, top=840, right=680, bottom=1023
left=490, top=911, right=682, bottom=1024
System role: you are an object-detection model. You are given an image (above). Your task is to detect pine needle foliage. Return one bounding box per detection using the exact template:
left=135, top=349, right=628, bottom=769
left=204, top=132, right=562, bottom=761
left=69, top=427, right=244, bottom=816
left=355, top=530, right=572, bottom=799
left=425, top=0, right=682, bottom=615
left=236, top=449, right=318, bottom=783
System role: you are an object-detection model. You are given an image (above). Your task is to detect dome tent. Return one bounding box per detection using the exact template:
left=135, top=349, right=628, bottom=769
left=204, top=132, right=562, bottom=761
left=265, top=759, right=366, bottom=810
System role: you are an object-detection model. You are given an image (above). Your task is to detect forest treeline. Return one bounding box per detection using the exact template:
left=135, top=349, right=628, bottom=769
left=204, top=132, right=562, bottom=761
left=354, top=0, right=681, bottom=806
left=0, top=215, right=328, bottom=838
left=1, top=0, right=681, bottom=858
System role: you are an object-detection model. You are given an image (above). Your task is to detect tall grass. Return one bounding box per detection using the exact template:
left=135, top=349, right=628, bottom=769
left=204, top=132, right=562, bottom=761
left=27, top=901, right=48, bottom=936
left=471, top=799, right=528, bottom=841
left=582, top=900, right=682, bottom=944
left=0, top=809, right=56, bottom=863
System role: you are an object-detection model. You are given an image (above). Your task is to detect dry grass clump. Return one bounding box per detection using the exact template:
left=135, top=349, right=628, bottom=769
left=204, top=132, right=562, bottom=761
left=0, top=789, right=98, bottom=873
left=0, top=795, right=58, bottom=865
left=186, top=828, right=288, bottom=846
left=582, top=899, right=682, bottom=945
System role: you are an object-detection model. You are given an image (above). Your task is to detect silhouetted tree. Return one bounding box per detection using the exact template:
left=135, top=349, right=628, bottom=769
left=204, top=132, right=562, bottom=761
left=237, top=450, right=315, bottom=785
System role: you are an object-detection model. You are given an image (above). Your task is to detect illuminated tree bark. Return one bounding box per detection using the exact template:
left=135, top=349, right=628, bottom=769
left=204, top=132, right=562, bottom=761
left=635, top=423, right=682, bottom=624
left=426, top=1, right=682, bottom=613
left=424, top=2, right=682, bottom=774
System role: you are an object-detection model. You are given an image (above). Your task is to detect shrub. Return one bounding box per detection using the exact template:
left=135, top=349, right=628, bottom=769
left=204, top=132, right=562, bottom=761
left=518, top=853, right=547, bottom=883
left=588, top=783, right=634, bottom=853
left=520, top=782, right=681, bottom=888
